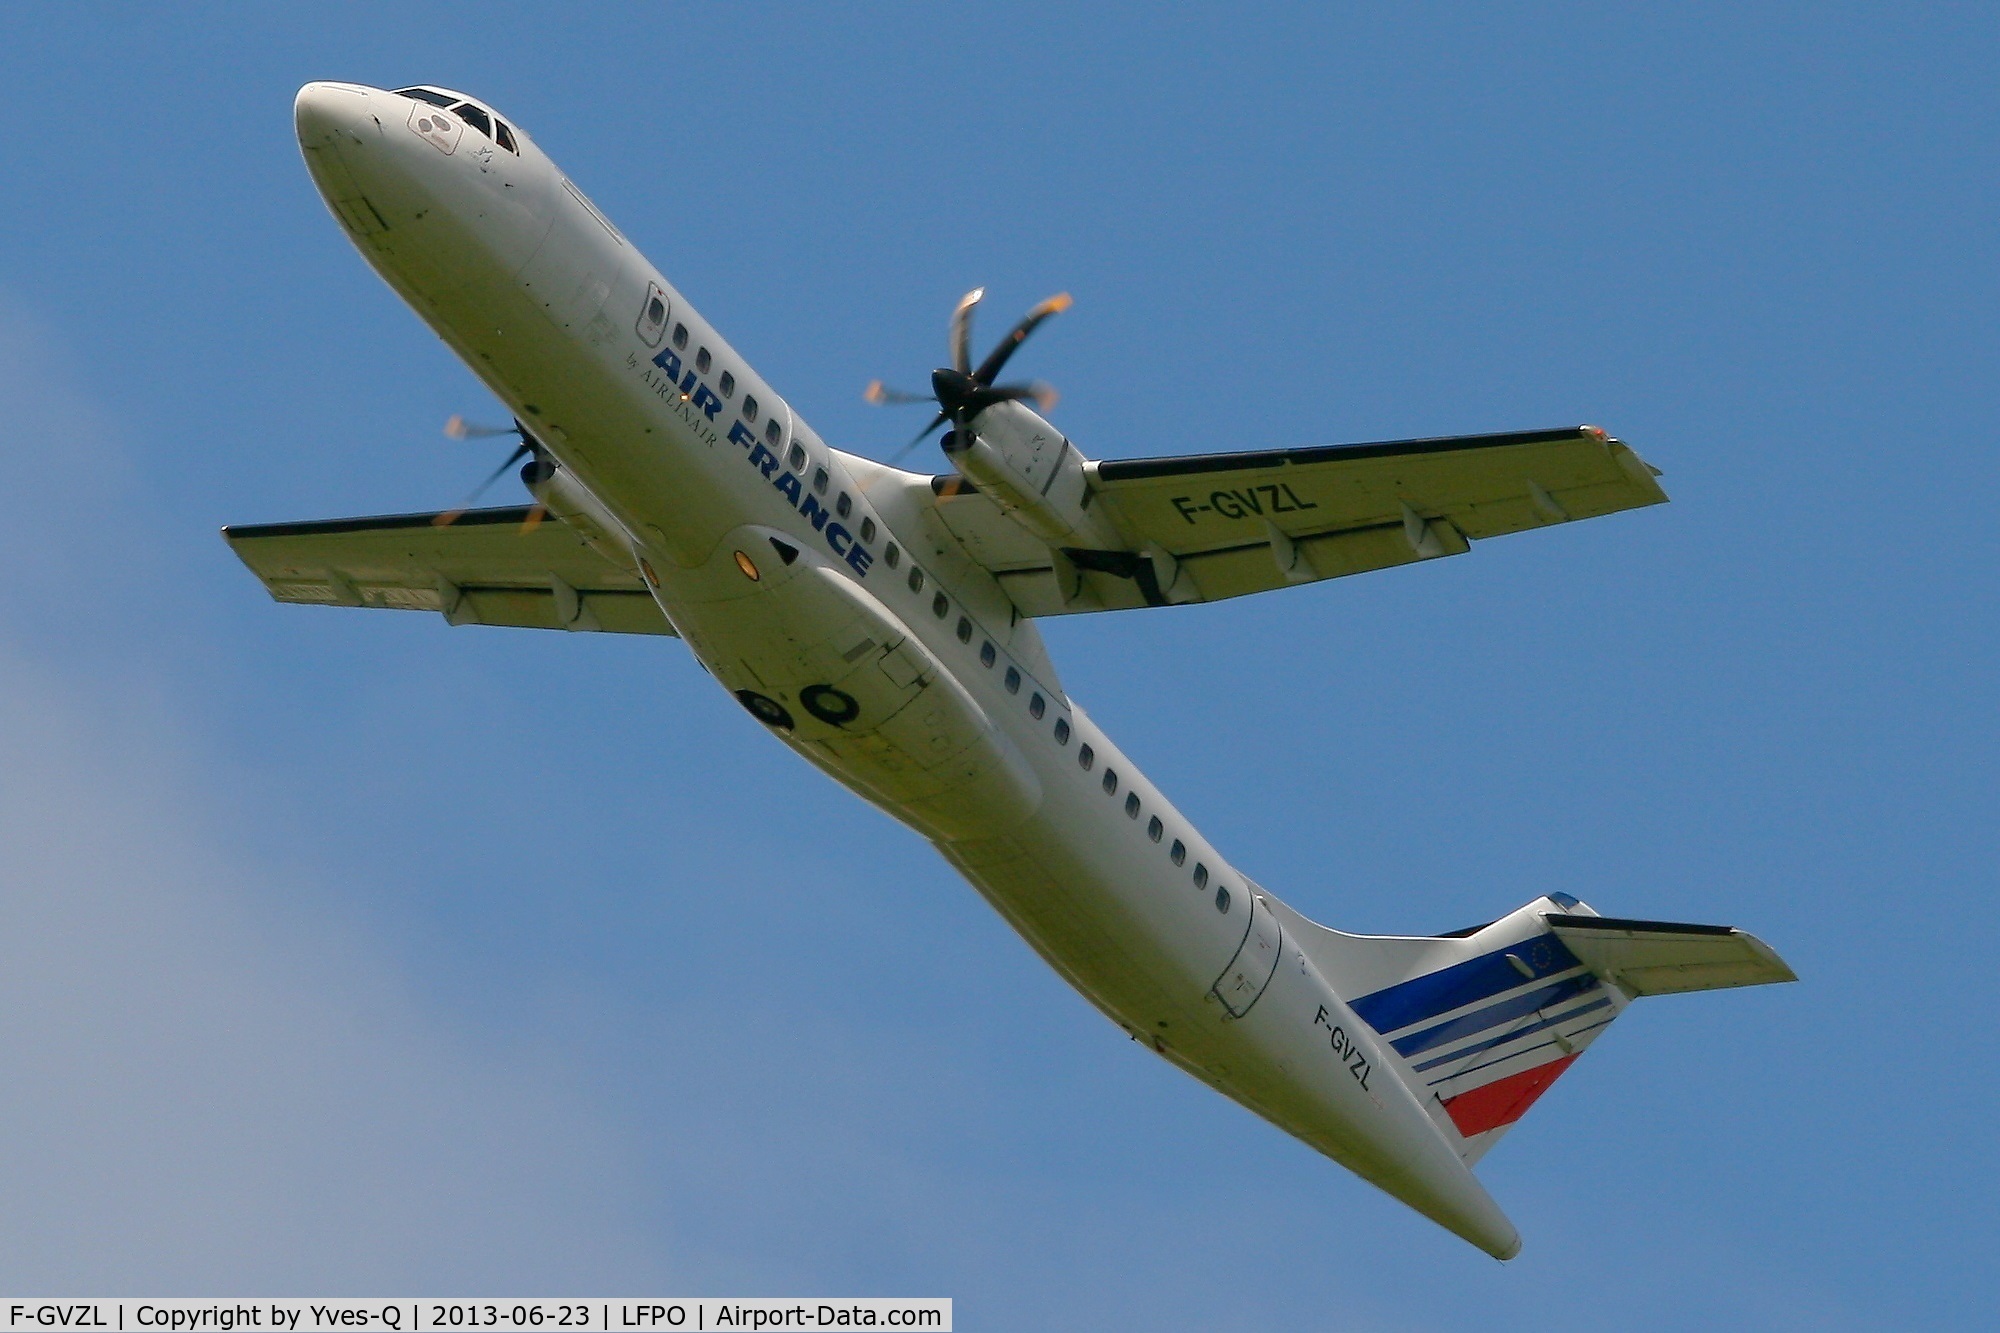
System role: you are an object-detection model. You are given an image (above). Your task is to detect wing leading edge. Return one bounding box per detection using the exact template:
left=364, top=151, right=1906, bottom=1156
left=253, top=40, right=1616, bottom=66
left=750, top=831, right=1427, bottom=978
left=927, top=425, right=1667, bottom=615
left=223, top=505, right=676, bottom=636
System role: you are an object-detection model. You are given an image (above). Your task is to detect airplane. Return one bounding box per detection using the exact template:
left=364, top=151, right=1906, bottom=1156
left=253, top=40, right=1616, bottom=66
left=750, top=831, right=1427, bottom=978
left=227, top=81, right=1796, bottom=1260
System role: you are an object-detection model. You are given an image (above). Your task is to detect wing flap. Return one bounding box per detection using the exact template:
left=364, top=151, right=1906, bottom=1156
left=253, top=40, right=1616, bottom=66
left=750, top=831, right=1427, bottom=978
left=224, top=505, right=677, bottom=636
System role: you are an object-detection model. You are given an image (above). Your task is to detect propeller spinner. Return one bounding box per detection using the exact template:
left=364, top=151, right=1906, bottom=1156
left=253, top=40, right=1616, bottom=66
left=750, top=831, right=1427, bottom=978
left=866, top=289, right=1068, bottom=464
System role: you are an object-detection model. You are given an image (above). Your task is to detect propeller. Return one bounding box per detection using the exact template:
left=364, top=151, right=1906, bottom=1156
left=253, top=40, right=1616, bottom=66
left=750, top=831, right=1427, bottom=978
left=865, top=289, right=1068, bottom=465
left=443, top=413, right=520, bottom=441
left=433, top=416, right=549, bottom=531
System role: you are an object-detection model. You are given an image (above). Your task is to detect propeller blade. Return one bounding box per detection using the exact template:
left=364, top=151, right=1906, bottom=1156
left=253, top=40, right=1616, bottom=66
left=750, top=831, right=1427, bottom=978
left=443, top=414, right=520, bottom=440
left=972, top=292, right=1070, bottom=386
left=949, top=287, right=984, bottom=375
left=431, top=441, right=534, bottom=526
left=519, top=503, right=547, bottom=534
left=884, top=412, right=950, bottom=465
left=864, top=380, right=934, bottom=406
left=990, top=380, right=1060, bottom=413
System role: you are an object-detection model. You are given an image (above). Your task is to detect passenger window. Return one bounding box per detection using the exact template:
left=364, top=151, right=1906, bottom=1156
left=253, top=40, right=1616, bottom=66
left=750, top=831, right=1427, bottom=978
left=979, top=642, right=996, bottom=668
left=836, top=492, right=852, bottom=518
left=1215, top=886, right=1232, bottom=913
left=1103, top=770, right=1118, bottom=795
left=1079, top=744, right=1094, bottom=770
left=672, top=324, right=689, bottom=350
left=956, top=616, right=973, bottom=643
left=932, top=592, right=949, bottom=618
left=719, top=371, right=736, bottom=397
left=1126, top=793, right=1141, bottom=818
left=696, top=347, right=712, bottom=374
left=1004, top=666, right=1021, bottom=694
left=1054, top=718, right=1071, bottom=744
left=1147, top=815, right=1163, bottom=842
left=765, top=420, right=782, bottom=446
left=1193, top=864, right=1209, bottom=889
left=453, top=103, right=492, bottom=136
left=787, top=443, right=807, bottom=471
left=859, top=517, right=876, bottom=543
left=907, top=566, right=923, bottom=592
left=494, top=120, right=519, bottom=153
left=812, top=467, right=829, bottom=495
left=743, top=395, right=760, bottom=423
left=1029, top=693, right=1046, bottom=719
left=885, top=542, right=900, bottom=569
left=1171, top=840, right=1186, bottom=866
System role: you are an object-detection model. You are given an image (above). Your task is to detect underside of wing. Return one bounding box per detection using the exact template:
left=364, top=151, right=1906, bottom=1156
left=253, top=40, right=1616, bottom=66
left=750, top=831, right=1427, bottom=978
left=929, top=426, right=1667, bottom=615
left=223, top=506, right=676, bottom=636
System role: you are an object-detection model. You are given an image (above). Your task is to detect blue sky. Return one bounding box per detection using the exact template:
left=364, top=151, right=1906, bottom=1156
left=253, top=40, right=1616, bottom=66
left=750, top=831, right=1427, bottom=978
left=1, top=2, right=1994, bottom=1326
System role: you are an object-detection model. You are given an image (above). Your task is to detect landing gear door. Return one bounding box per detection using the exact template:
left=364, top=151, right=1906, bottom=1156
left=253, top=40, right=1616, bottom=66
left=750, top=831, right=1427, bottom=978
left=1212, top=893, right=1283, bottom=1018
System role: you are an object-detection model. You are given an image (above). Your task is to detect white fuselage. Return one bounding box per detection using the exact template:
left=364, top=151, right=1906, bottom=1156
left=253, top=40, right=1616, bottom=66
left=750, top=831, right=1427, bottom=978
left=292, top=81, right=1519, bottom=1257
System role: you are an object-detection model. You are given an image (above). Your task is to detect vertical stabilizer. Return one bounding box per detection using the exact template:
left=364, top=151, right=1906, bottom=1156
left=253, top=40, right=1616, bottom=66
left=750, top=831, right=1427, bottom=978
left=1263, top=893, right=1793, bottom=1164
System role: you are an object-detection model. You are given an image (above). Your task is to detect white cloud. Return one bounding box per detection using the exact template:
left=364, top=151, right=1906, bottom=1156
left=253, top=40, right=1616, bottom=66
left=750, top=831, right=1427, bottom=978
left=0, top=304, right=661, bottom=1292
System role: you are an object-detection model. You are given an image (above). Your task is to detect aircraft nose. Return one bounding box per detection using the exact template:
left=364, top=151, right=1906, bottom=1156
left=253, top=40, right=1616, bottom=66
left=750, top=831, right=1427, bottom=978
left=294, top=81, right=375, bottom=150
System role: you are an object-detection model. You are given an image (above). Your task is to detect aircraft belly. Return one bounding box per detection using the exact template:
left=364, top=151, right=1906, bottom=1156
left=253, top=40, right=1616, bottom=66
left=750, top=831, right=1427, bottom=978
left=660, top=537, right=1043, bottom=842
left=937, top=819, right=1245, bottom=1057
left=940, top=818, right=1516, bottom=1254
left=935, top=826, right=1329, bottom=1114
left=936, top=835, right=1182, bottom=1018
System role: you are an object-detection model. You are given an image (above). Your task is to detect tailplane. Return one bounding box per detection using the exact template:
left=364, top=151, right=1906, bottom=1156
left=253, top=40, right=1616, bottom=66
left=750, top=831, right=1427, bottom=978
left=1264, top=892, right=1794, bottom=1164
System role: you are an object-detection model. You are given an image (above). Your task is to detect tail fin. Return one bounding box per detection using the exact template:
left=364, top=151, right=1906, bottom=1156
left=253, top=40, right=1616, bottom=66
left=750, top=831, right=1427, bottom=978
left=1263, top=892, right=1794, bottom=1164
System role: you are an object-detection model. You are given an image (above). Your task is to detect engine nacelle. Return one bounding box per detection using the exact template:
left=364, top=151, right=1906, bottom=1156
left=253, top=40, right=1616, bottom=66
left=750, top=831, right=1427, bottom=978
left=527, top=454, right=640, bottom=572
left=942, top=400, right=1121, bottom=549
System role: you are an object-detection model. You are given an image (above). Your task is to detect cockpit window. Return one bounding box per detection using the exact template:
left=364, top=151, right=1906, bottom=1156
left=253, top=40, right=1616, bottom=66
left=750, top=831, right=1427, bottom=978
left=494, top=120, right=518, bottom=154
left=394, top=88, right=457, bottom=108
left=452, top=103, right=492, bottom=137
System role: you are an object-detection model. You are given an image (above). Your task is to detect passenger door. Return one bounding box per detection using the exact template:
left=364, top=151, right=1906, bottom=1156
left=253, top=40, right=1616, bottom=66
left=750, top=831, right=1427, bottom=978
left=1212, top=893, right=1283, bottom=1018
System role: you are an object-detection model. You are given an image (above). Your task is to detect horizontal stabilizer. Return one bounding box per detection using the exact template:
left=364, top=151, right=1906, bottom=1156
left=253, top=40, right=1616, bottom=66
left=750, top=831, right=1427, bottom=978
left=1543, top=913, right=1797, bottom=996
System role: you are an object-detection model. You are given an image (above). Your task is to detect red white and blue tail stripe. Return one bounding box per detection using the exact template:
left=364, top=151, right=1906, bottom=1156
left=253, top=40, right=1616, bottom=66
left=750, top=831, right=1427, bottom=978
left=1344, top=896, right=1624, bottom=1161
left=1264, top=890, right=1793, bottom=1166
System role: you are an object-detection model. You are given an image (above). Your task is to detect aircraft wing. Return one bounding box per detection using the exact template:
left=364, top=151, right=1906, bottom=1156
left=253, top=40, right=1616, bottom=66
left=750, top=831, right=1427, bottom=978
left=223, top=505, right=676, bottom=635
left=930, top=426, right=1668, bottom=615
